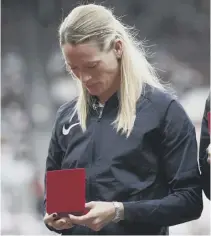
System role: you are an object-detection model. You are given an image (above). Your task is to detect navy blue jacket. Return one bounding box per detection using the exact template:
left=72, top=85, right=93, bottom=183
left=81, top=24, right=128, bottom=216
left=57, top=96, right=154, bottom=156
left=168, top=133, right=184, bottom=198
left=199, top=93, right=210, bottom=200
left=44, top=85, right=203, bottom=235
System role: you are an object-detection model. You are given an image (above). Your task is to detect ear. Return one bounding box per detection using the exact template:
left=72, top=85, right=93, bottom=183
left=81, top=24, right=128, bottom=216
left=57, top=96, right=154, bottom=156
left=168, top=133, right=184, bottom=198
left=113, top=39, right=123, bottom=59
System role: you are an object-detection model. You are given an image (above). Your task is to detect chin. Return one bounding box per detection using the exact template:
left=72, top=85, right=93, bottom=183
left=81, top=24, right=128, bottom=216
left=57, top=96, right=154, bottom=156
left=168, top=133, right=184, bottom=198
left=87, top=88, right=102, bottom=97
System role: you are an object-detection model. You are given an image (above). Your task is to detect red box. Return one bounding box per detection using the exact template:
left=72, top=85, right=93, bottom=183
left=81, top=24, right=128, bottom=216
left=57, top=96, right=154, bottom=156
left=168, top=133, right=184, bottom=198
left=46, top=168, right=86, bottom=215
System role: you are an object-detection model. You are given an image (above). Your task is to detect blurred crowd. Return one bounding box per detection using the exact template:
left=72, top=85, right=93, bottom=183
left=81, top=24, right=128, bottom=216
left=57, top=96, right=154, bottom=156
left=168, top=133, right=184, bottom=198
left=1, top=0, right=210, bottom=234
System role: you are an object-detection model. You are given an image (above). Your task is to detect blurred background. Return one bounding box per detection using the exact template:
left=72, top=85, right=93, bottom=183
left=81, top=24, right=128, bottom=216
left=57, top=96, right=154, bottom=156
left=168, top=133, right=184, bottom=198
left=1, top=0, right=210, bottom=234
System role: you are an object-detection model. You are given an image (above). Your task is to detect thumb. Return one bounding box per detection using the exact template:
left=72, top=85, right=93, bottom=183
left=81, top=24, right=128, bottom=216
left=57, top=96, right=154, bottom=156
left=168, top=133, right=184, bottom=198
left=85, top=201, right=95, bottom=210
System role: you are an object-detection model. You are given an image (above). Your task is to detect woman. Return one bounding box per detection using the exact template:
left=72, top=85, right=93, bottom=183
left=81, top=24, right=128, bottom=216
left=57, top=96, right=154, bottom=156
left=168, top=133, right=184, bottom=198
left=43, top=4, right=202, bottom=235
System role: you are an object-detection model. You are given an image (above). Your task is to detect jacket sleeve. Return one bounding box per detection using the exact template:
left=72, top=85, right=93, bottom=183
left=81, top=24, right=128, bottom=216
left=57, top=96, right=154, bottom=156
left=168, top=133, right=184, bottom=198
left=43, top=105, right=74, bottom=235
left=199, top=94, right=210, bottom=199
left=123, top=100, right=203, bottom=226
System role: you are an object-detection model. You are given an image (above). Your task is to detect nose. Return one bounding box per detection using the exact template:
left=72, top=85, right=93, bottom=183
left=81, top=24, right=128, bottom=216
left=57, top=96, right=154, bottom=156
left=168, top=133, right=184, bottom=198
left=79, top=71, right=92, bottom=83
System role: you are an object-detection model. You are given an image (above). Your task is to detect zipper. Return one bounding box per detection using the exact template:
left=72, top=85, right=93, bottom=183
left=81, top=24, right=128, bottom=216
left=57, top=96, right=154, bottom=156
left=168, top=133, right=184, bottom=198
left=88, top=105, right=103, bottom=200
left=89, top=104, right=104, bottom=201
left=93, top=101, right=104, bottom=121
left=97, top=108, right=103, bottom=121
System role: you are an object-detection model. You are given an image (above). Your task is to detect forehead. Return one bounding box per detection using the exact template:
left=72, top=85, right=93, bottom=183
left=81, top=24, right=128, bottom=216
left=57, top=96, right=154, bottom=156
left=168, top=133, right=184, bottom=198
left=62, top=42, right=103, bottom=64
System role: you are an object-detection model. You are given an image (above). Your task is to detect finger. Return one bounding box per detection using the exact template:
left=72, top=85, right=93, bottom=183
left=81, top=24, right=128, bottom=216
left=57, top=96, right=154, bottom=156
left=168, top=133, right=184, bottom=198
left=55, top=222, right=74, bottom=230
left=91, top=216, right=110, bottom=231
left=50, top=217, right=73, bottom=230
left=64, top=221, right=74, bottom=229
left=92, top=218, right=101, bottom=225
left=52, top=218, right=67, bottom=229
left=47, top=222, right=53, bottom=228
left=63, top=217, right=73, bottom=226
left=60, top=225, right=73, bottom=230
left=57, top=218, right=67, bottom=224
left=85, top=201, right=95, bottom=209
left=68, top=213, right=93, bottom=225
left=68, top=214, right=86, bottom=225
left=90, top=221, right=103, bottom=232
left=67, top=221, right=74, bottom=227
left=52, top=224, right=67, bottom=230
left=44, top=213, right=58, bottom=224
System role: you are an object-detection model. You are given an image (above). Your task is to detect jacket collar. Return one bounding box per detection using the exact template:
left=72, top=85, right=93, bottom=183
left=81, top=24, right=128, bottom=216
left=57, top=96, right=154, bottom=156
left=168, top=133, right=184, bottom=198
left=90, top=92, right=119, bottom=112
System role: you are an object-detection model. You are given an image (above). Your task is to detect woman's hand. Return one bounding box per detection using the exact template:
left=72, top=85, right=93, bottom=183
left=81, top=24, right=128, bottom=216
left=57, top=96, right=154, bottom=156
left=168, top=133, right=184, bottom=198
left=68, top=201, right=117, bottom=231
left=43, top=213, right=73, bottom=230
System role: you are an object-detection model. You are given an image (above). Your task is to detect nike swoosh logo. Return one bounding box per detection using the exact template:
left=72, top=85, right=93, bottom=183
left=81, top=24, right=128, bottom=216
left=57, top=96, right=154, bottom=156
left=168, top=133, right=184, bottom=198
left=62, top=122, right=80, bottom=135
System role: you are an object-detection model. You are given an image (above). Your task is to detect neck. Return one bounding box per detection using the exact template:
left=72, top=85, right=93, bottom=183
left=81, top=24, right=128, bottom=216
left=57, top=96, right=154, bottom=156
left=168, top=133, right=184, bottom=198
left=98, top=90, right=116, bottom=104
left=98, top=77, right=120, bottom=104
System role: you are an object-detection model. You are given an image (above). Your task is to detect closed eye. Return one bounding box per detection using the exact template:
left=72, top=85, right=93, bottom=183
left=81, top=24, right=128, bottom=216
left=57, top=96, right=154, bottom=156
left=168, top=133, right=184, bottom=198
left=87, top=62, right=98, bottom=68
left=65, top=62, right=99, bottom=71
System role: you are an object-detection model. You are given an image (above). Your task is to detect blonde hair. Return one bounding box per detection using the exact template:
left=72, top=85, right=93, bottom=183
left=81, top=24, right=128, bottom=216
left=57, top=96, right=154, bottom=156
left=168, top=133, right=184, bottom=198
left=59, top=4, right=166, bottom=137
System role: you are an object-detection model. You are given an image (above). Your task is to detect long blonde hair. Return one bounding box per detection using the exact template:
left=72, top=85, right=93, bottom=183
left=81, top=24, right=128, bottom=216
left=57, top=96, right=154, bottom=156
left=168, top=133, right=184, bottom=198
left=59, top=4, right=166, bottom=137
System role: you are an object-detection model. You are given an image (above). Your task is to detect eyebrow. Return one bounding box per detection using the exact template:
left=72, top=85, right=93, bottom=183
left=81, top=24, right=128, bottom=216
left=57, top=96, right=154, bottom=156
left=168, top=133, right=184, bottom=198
left=88, top=60, right=100, bottom=63
left=67, top=60, right=100, bottom=67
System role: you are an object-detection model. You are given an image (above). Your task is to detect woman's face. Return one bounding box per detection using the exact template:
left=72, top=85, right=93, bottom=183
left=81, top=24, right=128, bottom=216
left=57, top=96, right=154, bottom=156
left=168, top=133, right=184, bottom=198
left=62, top=40, right=122, bottom=101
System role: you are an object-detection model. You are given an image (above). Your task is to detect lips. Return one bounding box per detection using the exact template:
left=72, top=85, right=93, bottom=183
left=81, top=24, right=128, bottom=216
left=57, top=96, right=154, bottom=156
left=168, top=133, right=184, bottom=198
left=85, top=82, right=98, bottom=87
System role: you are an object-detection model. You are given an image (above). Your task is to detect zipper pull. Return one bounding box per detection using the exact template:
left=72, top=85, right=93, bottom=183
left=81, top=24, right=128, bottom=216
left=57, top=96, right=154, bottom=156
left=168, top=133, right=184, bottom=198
left=98, top=109, right=103, bottom=121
